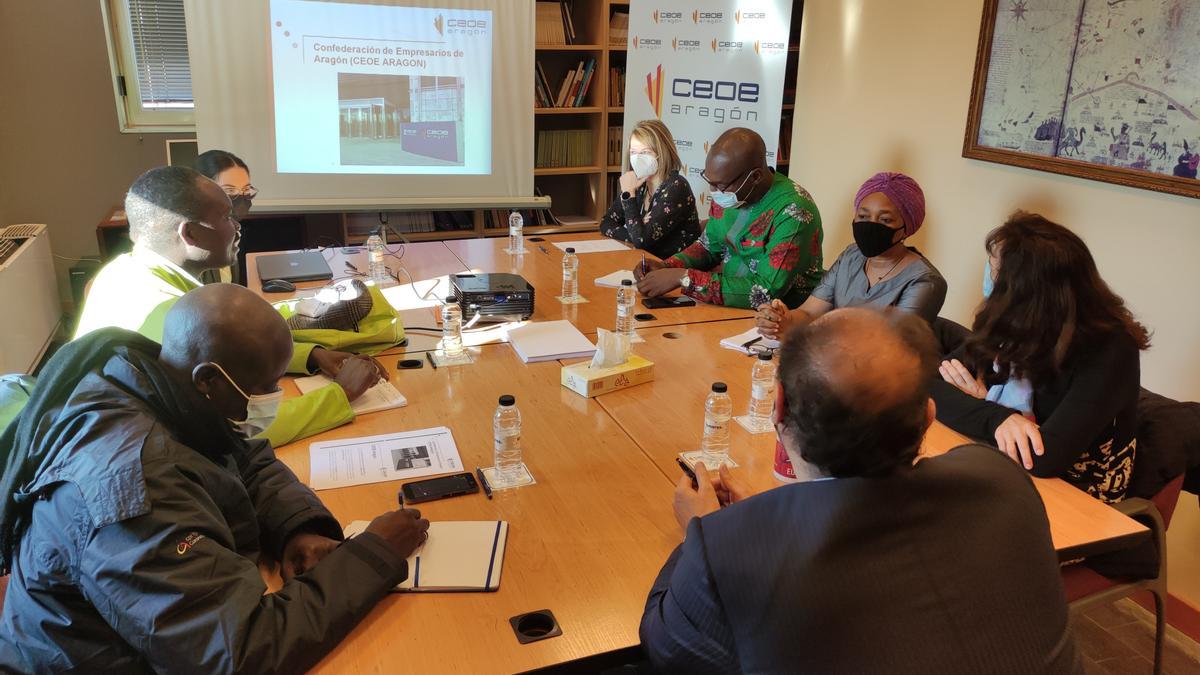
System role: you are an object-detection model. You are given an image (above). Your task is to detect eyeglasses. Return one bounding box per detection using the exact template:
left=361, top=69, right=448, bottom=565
left=223, top=185, right=258, bottom=199
left=700, top=168, right=754, bottom=193
left=629, top=149, right=657, bottom=157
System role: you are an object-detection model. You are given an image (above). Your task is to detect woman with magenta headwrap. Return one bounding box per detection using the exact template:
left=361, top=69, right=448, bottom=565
left=756, top=172, right=946, bottom=338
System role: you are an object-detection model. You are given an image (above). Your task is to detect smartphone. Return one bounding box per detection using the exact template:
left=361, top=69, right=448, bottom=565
left=400, top=472, right=479, bottom=504
left=643, top=296, right=697, bottom=309
left=675, top=457, right=699, bottom=489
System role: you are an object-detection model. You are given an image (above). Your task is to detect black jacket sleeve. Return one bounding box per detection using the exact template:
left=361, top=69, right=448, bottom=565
left=640, top=519, right=737, bottom=673
left=240, top=439, right=343, bottom=559
left=77, top=456, right=408, bottom=675
left=1027, top=334, right=1140, bottom=477
left=932, top=334, right=1140, bottom=478
left=600, top=193, right=634, bottom=243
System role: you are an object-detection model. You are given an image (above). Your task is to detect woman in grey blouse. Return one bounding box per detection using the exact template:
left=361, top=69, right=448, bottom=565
left=757, top=172, right=946, bottom=338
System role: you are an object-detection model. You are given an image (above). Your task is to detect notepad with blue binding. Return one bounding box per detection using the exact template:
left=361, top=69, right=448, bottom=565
left=343, top=520, right=509, bottom=592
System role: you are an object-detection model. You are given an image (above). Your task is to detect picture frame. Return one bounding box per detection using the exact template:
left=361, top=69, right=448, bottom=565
left=963, top=0, right=1200, bottom=199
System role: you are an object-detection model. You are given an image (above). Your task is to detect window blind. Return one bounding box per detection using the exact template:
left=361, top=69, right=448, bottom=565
left=127, top=0, right=193, bottom=108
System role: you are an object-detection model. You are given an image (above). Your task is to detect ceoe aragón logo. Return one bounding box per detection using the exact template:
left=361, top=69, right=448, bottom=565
left=645, top=64, right=665, bottom=118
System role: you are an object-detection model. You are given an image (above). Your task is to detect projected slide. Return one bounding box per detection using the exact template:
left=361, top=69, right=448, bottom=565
left=269, top=0, right=492, bottom=175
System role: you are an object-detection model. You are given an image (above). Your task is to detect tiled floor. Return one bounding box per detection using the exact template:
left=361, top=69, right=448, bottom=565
left=1077, top=599, right=1200, bottom=674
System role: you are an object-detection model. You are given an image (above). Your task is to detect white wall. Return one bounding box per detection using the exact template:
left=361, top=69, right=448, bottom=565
left=0, top=1, right=194, bottom=305
left=791, top=0, right=1200, bottom=608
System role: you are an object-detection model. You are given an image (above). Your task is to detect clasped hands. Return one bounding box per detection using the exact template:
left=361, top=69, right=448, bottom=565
left=309, top=347, right=389, bottom=401
left=672, top=463, right=750, bottom=531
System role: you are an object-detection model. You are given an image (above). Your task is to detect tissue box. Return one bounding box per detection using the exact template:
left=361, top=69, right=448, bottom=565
left=561, top=355, right=655, bottom=398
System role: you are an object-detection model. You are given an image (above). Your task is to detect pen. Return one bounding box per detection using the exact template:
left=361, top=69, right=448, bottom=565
left=538, top=245, right=549, bottom=254
left=476, top=467, right=493, bottom=499
left=641, top=254, right=647, bottom=275
left=425, top=352, right=438, bottom=370
left=397, top=489, right=404, bottom=507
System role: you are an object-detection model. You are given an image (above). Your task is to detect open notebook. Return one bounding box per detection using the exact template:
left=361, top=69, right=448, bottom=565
left=294, top=375, right=407, bottom=415
left=719, top=327, right=780, bottom=355
left=344, top=520, right=509, bottom=592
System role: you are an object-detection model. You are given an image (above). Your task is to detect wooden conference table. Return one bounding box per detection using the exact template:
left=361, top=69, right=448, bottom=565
left=257, top=235, right=1147, bottom=674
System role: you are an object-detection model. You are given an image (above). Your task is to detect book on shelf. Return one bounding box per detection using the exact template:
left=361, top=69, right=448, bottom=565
left=535, top=129, right=594, bottom=168
left=536, top=57, right=597, bottom=108
left=608, top=11, right=628, bottom=46
left=607, top=126, right=623, bottom=167
left=778, top=111, right=793, bottom=162
left=535, top=1, right=577, bottom=45
left=608, top=66, right=625, bottom=106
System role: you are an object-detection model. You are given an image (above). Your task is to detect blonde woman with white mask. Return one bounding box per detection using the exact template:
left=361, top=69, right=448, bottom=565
left=600, top=119, right=700, bottom=258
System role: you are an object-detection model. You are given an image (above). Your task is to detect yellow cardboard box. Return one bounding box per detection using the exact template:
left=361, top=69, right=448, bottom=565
left=561, top=355, right=655, bottom=398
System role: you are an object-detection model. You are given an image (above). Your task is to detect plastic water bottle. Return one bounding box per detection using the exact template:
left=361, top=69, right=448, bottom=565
left=441, top=295, right=464, bottom=358
left=493, top=394, right=523, bottom=483
left=507, top=210, right=525, bottom=252
left=616, top=279, right=636, bottom=338
left=700, top=382, right=733, bottom=469
left=561, top=247, right=579, bottom=300
left=746, top=351, right=777, bottom=432
left=366, top=231, right=389, bottom=286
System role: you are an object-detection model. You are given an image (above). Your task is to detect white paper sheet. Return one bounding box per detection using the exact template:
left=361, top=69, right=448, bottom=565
left=294, top=374, right=407, bottom=415
left=309, top=427, right=462, bottom=490
left=551, top=239, right=630, bottom=254
left=719, top=327, right=780, bottom=355
left=594, top=269, right=638, bottom=288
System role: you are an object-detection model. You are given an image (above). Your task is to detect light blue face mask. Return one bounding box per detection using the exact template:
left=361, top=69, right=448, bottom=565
left=983, top=260, right=995, bottom=298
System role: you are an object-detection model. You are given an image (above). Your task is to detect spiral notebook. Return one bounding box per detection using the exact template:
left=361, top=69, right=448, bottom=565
left=343, top=520, right=509, bottom=592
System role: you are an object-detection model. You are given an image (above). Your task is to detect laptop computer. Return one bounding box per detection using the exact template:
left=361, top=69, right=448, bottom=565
left=255, top=251, right=333, bottom=284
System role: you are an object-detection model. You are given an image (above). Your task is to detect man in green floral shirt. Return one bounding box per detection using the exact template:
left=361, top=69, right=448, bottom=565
left=634, top=128, right=823, bottom=309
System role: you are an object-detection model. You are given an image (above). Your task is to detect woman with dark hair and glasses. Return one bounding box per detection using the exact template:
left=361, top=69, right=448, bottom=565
left=194, top=150, right=258, bottom=284
left=934, top=212, right=1151, bottom=502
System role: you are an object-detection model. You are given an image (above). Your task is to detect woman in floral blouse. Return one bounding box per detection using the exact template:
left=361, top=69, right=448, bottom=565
left=600, top=120, right=700, bottom=259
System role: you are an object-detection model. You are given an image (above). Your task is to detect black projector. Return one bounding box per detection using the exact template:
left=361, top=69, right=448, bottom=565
left=450, top=273, right=535, bottom=322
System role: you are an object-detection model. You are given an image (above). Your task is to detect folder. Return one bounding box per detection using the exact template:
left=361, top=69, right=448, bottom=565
left=344, top=520, right=509, bottom=592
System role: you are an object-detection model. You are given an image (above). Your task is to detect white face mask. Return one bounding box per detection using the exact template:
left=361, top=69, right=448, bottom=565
left=709, top=169, right=756, bottom=210
left=631, top=153, right=658, bottom=179
left=208, top=362, right=283, bottom=439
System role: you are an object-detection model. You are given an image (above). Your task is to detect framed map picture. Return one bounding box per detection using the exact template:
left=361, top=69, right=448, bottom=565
left=963, top=0, right=1200, bottom=199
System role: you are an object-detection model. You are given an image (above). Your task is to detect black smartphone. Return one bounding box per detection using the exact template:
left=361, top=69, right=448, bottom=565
left=643, top=296, right=697, bottom=309
left=676, top=457, right=699, bottom=489
left=400, top=472, right=479, bottom=504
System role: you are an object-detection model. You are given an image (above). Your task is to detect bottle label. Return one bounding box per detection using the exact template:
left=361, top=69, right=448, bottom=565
left=752, top=383, right=775, bottom=400
left=509, top=225, right=520, bottom=236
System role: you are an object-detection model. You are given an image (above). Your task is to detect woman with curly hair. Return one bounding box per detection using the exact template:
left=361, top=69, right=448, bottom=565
left=934, top=212, right=1150, bottom=502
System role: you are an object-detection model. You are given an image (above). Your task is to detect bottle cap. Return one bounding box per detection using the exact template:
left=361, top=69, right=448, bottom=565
left=565, top=247, right=575, bottom=254
left=621, top=279, right=633, bottom=286
left=499, top=394, right=516, bottom=406
left=757, top=351, right=773, bottom=361
left=711, top=382, right=728, bottom=393
left=445, top=295, right=458, bottom=303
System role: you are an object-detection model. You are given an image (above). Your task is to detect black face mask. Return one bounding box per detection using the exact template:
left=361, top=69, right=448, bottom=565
left=231, top=195, right=253, bottom=221
left=852, top=220, right=902, bottom=258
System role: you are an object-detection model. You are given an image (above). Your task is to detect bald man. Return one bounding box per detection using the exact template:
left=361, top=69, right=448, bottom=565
left=74, top=165, right=385, bottom=448
left=0, top=285, right=428, bottom=673
left=634, top=127, right=824, bottom=309
left=641, top=308, right=1078, bottom=674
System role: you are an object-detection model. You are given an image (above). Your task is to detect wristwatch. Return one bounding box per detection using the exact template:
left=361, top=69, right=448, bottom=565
left=621, top=191, right=633, bottom=201
left=679, top=271, right=692, bottom=290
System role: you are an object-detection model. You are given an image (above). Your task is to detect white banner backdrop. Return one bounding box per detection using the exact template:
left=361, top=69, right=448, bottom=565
left=624, top=0, right=793, bottom=219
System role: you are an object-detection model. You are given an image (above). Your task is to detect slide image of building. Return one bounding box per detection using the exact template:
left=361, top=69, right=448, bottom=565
left=337, top=73, right=465, bottom=167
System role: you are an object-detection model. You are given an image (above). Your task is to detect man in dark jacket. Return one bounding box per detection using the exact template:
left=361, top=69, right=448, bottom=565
left=0, top=284, right=428, bottom=673
left=640, top=308, right=1079, bottom=674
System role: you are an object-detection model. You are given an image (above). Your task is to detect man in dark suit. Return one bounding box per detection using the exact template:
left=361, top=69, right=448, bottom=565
left=640, top=308, right=1079, bottom=674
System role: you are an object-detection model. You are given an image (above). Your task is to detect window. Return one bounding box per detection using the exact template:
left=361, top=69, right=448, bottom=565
left=103, top=0, right=194, bottom=131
